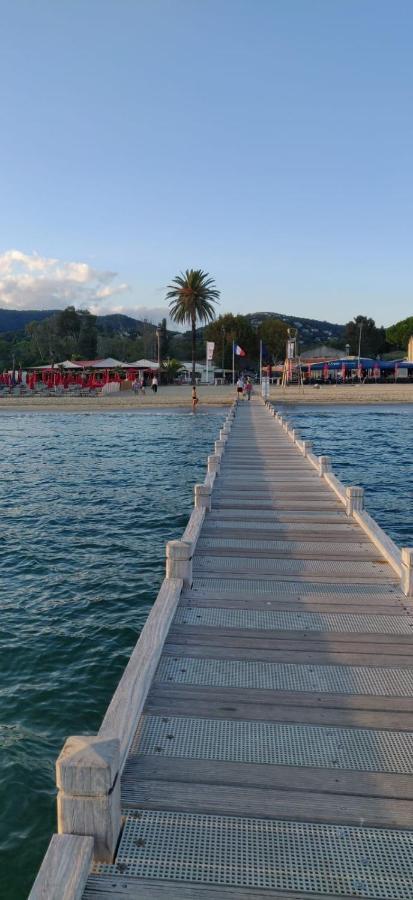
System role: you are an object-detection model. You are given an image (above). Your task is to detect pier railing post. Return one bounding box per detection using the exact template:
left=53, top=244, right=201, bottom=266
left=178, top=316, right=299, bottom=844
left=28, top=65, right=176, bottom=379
left=318, top=455, right=331, bottom=476
left=401, top=548, right=413, bottom=596
left=208, top=454, right=220, bottom=475
left=166, top=540, right=192, bottom=587
left=346, top=486, right=364, bottom=517
left=56, top=735, right=121, bottom=864
left=195, top=483, right=212, bottom=511
left=302, top=440, right=313, bottom=457
left=215, top=439, right=226, bottom=456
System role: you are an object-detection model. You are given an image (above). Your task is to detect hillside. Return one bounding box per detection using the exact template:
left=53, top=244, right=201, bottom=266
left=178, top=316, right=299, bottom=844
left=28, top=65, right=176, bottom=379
left=245, top=312, right=345, bottom=347
left=0, top=308, right=157, bottom=337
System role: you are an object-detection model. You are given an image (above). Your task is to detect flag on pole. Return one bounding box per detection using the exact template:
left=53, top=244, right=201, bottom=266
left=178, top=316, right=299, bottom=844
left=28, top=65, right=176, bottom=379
left=235, top=345, right=246, bottom=357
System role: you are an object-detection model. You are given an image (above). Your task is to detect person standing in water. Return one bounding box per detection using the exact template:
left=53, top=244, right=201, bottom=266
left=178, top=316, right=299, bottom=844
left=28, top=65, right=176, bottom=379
left=192, top=385, right=199, bottom=413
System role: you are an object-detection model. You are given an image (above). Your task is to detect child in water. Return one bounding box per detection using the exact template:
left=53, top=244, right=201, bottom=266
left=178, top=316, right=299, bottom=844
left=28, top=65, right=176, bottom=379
left=192, top=385, right=199, bottom=413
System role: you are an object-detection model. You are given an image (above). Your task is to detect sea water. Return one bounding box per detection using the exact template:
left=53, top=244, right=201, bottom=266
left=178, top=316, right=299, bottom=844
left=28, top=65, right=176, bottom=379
left=0, top=408, right=225, bottom=899
left=1, top=404, right=412, bottom=898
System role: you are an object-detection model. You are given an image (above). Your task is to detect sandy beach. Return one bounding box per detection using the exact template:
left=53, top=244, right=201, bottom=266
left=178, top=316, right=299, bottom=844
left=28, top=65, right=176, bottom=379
left=1, top=382, right=413, bottom=412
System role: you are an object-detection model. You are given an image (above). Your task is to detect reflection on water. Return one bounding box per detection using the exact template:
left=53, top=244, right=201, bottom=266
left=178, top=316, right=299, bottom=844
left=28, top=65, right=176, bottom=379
left=0, top=409, right=225, bottom=899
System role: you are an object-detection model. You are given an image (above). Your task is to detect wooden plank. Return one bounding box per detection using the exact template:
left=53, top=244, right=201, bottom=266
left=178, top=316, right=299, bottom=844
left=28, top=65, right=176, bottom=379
left=120, top=778, right=413, bottom=828
left=83, top=874, right=362, bottom=899
left=122, top=755, right=413, bottom=800
left=180, top=595, right=405, bottom=613
left=145, top=686, right=413, bottom=730
left=98, top=578, right=183, bottom=769
left=164, top=641, right=413, bottom=666
left=146, top=682, right=413, bottom=715
left=28, top=834, right=93, bottom=900
left=168, top=624, right=413, bottom=649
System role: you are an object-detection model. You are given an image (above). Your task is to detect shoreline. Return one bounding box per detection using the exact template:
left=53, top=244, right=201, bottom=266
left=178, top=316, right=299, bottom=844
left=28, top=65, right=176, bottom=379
left=1, top=382, right=413, bottom=412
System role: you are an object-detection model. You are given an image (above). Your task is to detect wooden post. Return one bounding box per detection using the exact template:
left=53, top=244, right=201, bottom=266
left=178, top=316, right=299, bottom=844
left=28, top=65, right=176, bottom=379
left=166, top=540, right=192, bottom=586
left=283, top=420, right=289, bottom=432
left=195, top=483, right=211, bottom=511
left=215, top=439, right=226, bottom=455
left=219, top=430, right=228, bottom=442
left=318, top=455, right=331, bottom=476
left=208, top=454, right=220, bottom=475
left=346, top=486, right=364, bottom=517
left=302, top=440, right=313, bottom=457
left=56, top=736, right=121, bottom=864
left=291, top=429, right=298, bottom=442
left=401, top=548, right=413, bottom=596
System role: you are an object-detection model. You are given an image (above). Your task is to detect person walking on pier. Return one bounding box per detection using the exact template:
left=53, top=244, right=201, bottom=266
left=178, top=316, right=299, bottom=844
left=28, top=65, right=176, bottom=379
left=245, top=377, right=252, bottom=400
left=236, top=376, right=244, bottom=400
left=151, top=375, right=158, bottom=394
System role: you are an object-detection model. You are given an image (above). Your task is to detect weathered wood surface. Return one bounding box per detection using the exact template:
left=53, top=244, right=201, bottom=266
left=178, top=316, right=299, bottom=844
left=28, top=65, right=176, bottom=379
left=98, top=577, right=183, bottom=769
left=78, top=398, right=413, bottom=898
left=29, top=834, right=93, bottom=900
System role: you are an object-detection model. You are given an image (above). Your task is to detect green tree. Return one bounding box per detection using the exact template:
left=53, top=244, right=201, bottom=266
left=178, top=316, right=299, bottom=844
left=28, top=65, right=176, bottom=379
left=161, top=358, right=182, bottom=384
left=386, top=316, right=413, bottom=351
left=344, top=315, right=387, bottom=357
left=78, top=310, right=97, bottom=358
left=205, top=313, right=258, bottom=369
left=166, top=269, right=219, bottom=385
left=258, top=318, right=289, bottom=362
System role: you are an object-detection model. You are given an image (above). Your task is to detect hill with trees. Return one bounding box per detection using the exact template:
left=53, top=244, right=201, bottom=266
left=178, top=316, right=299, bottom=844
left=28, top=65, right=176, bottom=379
left=0, top=305, right=411, bottom=371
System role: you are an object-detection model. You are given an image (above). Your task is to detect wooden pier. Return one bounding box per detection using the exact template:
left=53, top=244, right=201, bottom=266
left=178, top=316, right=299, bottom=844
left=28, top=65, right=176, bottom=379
left=30, top=397, right=413, bottom=899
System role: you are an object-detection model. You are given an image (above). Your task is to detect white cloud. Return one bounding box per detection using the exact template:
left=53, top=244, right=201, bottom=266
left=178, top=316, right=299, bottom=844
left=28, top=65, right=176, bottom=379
left=0, top=249, right=129, bottom=310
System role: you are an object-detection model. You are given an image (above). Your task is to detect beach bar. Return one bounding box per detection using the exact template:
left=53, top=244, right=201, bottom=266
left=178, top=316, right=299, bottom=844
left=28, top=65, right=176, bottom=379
left=29, top=395, right=413, bottom=900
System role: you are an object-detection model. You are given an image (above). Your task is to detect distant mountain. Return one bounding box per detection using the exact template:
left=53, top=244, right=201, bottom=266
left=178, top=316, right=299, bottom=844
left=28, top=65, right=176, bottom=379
left=245, top=312, right=345, bottom=348
left=0, top=309, right=58, bottom=333
left=98, top=313, right=157, bottom=336
left=0, top=308, right=158, bottom=336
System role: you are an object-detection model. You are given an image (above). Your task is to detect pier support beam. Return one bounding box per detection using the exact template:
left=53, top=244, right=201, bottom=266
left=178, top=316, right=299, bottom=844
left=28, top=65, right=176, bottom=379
left=56, top=735, right=121, bottom=864
left=346, top=486, right=364, bottom=517
left=401, top=548, right=413, bottom=597
left=166, top=540, right=192, bottom=586
left=195, top=483, right=212, bottom=511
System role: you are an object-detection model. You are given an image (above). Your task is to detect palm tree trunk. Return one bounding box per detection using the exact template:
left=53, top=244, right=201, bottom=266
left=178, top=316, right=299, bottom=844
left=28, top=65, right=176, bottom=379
left=191, top=313, right=196, bottom=387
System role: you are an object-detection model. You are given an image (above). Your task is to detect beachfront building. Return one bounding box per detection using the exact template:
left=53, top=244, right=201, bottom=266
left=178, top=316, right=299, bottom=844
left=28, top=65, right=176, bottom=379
left=408, top=336, right=413, bottom=362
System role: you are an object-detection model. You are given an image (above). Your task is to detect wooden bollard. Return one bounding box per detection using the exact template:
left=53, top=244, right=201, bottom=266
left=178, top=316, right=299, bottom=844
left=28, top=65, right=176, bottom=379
left=166, top=540, right=192, bottom=586
left=291, top=429, right=299, bottom=443
left=401, top=548, right=413, bottom=596
left=195, top=483, right=211, bottom=511
left=208, top=454, right=220, bottom=475
left=215, top=439, right=226, bottom=455
left=56, top=735, right=121, bottom=863
left=219, top=430, right=228, bottom=442
left=283, top=420, right=289, bottom=432
left=318, top=455, right=331, bottom=476
left=302, top=440, right=313, bottom=457
left=346, top=486, right=364, bottom=516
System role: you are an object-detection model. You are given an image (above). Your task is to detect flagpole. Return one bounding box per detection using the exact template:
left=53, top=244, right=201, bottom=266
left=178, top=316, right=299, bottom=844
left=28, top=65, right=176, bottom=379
left=259, top=339, right=263, bottom=385
left=232, top=341, right=235, bottom=385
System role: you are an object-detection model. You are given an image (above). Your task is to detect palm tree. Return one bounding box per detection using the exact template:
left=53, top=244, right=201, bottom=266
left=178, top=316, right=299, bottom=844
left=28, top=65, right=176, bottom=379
left=166, top=269, right=220, bottom=386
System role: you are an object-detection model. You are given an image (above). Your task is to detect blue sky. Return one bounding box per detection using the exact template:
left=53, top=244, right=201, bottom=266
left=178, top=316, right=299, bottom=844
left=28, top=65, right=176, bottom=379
left=0, top=0, right=412, bottom=327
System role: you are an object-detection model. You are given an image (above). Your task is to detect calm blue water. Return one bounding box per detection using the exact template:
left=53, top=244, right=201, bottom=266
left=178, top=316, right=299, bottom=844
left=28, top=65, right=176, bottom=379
left=0, top=409, right=226, bottom=899
left=1, top=405, right=412, bottom=898
left=277, top=404, right=413, bottom=547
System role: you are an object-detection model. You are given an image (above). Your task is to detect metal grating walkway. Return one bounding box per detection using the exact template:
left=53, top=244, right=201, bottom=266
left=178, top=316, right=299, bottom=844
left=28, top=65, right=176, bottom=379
left=91, top=809, right=413, bottom=899
left=83, top=399, right=413, bottom=899
left=130, top=714, right=413, bottom=774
